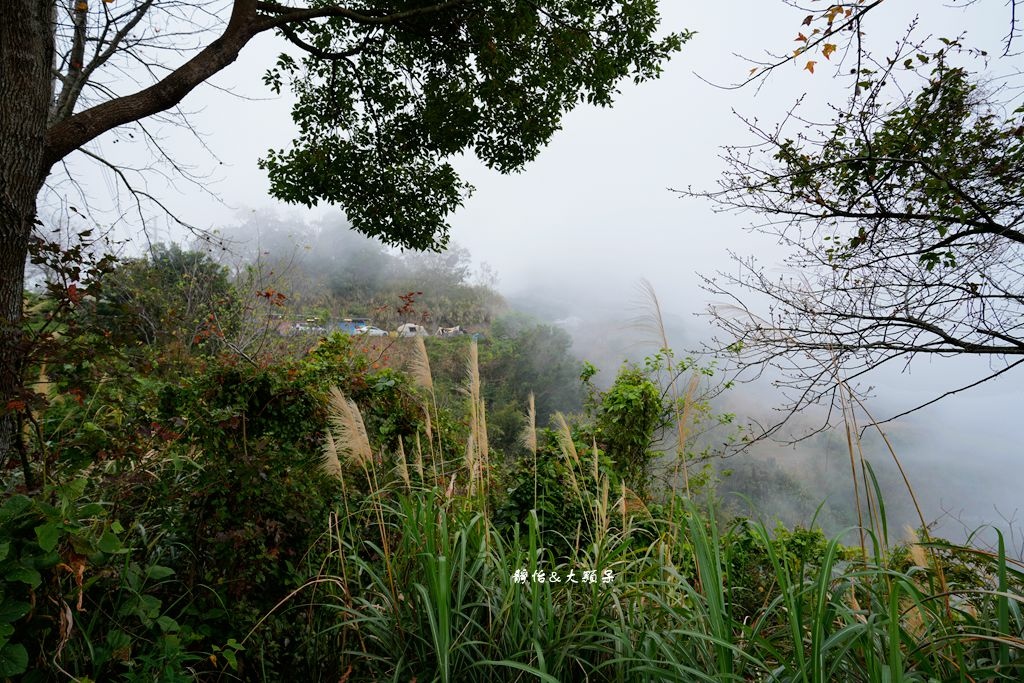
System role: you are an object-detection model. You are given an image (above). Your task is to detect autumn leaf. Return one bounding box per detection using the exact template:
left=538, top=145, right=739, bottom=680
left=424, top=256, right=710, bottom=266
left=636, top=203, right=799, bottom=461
left=802, top=14, right=813, bottom=26
left=804, top=60, right=817, bottom=74
left=822, top=43, right=837, bottom=60
left=749, top=67, right=758, bottom=76
left=795, top=32, right=808, bottom=42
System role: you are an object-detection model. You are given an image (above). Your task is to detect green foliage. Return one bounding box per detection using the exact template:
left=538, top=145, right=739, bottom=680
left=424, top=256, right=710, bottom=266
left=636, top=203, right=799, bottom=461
left=285, top=489, right=1024, bottom=682
left=493, top=428, right=589, bottom=556
left=10, top=244, right=1024, bottom=681
left=778, top=56, right=1024, bottom=269
left=595, top=364, right=663, bottom=497
left=32, top=360, right=165, bottom=471
left=723, top=520, right=840, bottom=623
left=480, top=316, right=584, bottom=449
left=0, top=494, right=44, bottom=679
left=424, top=320, right=584, bottom=455
left=261, top=3, right=690, bottom=250
left=96, top=243, right=239, bottom=351
left=4, top=351, right=1023, bottom=682
left=0, top=479, right=201, bottom=681
left=302, top=333, right=431, bottom=453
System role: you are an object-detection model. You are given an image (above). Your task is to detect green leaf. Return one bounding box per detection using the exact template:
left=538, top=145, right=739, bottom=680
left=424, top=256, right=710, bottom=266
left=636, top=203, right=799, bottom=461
left=259, top=2, right=687, bottom=251
left=0, top=601, right=30, bottom=625
left=97, top=529, right=123, bottom=554
left=78, top=503, right=106, bottom=517
left=34, top=523, right=60, bottom=552
left=156, top=615, right=180, bottom=633
left=0, top=643, right=28, bottom=677
left=146, top=565, right=175, bottom=580
left=58, top=477, right=87, bottom=503
left=138, top=594, right=162, bottom=620
left=6, top=565, right=41, bottom=588
left=69, top=533, right=95, bottom=556
left=0, top=495, right=31, bottom=524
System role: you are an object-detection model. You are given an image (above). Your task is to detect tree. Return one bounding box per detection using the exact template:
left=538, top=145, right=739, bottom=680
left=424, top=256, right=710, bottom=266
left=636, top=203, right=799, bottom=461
left=0, top=1, right=688, bottom=468
left=98, top=243, right=238, bottom=350
left=595, top=364, right=663, bottom=498
left=692, top=39, right=1024, bottom=436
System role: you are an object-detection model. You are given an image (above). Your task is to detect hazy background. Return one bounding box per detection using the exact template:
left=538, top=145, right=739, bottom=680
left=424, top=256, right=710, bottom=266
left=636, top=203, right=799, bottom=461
left=49, top=2, right=1023, bottom=549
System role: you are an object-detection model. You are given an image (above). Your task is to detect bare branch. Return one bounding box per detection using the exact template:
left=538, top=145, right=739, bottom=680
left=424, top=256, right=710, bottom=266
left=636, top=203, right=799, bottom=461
left=867, top=358, right=1024, bottom=428
left=76, top=146, right=200, bottom=232
left=44, top=0, right=261, bottom=171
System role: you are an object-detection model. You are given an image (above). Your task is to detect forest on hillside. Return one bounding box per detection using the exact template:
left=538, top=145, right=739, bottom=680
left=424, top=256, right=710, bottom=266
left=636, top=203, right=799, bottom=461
left=3, top=217, right=1020, bottom=680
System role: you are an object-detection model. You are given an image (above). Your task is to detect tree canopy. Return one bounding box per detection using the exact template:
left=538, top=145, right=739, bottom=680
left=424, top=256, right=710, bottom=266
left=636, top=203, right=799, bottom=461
left=39, top=0, right=688, bottom=250
left=259, top=0, right=689, bottom=249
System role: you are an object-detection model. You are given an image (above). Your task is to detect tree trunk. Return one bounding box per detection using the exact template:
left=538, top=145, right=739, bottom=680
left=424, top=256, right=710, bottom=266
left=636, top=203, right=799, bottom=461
left=0, top=1, right=55, bottom=480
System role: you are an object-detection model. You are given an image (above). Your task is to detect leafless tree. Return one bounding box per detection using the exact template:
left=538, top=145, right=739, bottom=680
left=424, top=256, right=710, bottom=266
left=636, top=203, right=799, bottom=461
left=687, top=33, right=1024, bottom=441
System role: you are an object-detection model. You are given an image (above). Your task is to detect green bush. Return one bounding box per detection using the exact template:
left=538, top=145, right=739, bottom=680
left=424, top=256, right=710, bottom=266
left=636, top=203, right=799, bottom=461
left=1, top=479, right=200, bottom=681
left=492, top=430, right=588, bottom=557
left=595, top=364, right=664, bottom=498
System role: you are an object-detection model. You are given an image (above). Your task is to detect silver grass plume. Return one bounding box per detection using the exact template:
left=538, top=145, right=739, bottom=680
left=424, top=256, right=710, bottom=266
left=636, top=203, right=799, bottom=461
left=325, top=386, right=372, bottom=468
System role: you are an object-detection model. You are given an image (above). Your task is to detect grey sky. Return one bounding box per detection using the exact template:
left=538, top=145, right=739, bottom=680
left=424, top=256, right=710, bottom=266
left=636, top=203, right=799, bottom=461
left=58, top=1, right=1021, bottom=539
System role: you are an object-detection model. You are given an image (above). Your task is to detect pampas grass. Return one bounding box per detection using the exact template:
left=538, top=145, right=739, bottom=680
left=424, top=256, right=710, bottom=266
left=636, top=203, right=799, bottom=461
left=299, top=486, right=1024, bottom=683
left=552, top=411, right=579, bottom=466
left=413, top=432, right=425, bottom=480
left=322, top=429, right=343, bottom=480
left=396, top=436, right=411, bottom=490
left=906, top=526, right=929, bottom=569
left=464, top=339, right=488, bottom=498
left=409, top=334, right=434, bottom=393
left=634, top=278, right=697, bottom=498
left=620, top=480, right=627, bottom=529
left=521, top=392, right=537, bottom=509
left=520, top=392, right=537, bottom=456
left=552, top=411, right=583, bottom=509
left=325, top=386, right=372, bottom=468
left=288, top=337, right=1024, bottom=683
left=409, top=333, right=444, bottom=477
